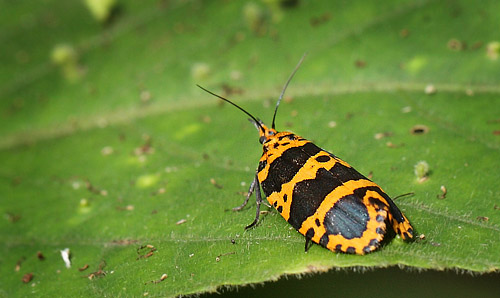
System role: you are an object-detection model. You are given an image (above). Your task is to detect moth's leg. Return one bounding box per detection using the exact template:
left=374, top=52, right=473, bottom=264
left=232, top=175, right=257, bottom=212
left=244, top=174, right=263, bottom=230
left=304, top=237, right=313, bottom=252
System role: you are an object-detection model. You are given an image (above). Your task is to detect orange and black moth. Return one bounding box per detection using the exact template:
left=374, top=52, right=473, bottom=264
left=198, top=57, right=414, bottom=255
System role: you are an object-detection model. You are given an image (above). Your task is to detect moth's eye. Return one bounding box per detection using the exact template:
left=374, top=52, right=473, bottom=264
left=259, top=136, right=267, bottom=144
left=268, top=131, right=275, bottom=136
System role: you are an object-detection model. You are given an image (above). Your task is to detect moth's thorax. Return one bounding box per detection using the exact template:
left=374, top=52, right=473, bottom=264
left=260, top=132, right=311, bottom=171
left=262, top=131, right=296, bottom=151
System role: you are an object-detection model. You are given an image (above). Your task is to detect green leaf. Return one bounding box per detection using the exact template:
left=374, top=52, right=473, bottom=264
left=1, top=0, right=500, bottom=296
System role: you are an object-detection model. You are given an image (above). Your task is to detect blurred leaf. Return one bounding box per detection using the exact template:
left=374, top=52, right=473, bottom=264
left=1, top=0, right=500, bottom=296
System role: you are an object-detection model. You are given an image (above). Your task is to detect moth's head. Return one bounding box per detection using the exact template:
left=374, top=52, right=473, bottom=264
left=249, top=119, right=277, bottom=144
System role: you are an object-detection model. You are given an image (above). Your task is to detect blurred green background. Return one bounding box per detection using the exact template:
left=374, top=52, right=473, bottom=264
left=1, top=0, right=499, bottom=297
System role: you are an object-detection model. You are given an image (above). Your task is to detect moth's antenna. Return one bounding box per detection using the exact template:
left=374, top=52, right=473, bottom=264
left=197, top=85, right=265, bottom=134
left=271, top=53, right=307, bottom=130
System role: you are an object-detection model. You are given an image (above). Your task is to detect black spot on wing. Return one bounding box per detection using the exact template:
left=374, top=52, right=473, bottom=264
left=315, top=155, right=331, bottom=163
left=368, top=197, right=387, bottom=211
left=319, top=234, right=329, bottom=247
left=323, top=194, right=369, bottom=240
left=288, top=168, right=342, bottom=229
left=346, top=246, right=356, bottom=254
left=261, top=142, right=322, bottom=197
left=278, top=133, right=295, bottom=141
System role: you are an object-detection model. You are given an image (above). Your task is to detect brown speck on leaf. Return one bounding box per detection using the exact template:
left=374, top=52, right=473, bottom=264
left=85, top=260, right=107, bottom=280
left=12, top=176, right=22, bottom=186
left=283, top=95, right=293, bottom=104
left=151, top=187, right=166, bottom=196
left=200, top=115, right=212, bottom=124
left=400, top=28, right=410, bottom=38
left=176, top=218, right=187, bottom=225
left=367, top=171, right=373, bottom=180
left=137, top=244, right=157, bottom=260
left=210, top=178, right=223, bottom=189
left=437, top=185, right=447, bottom=199
left=111, top=239, right=139, bottom=246
left=37, top=251, right=45, bottom=260
left=471, top=41, right=483, bottom=50
left=221, top=84, right=244, bottom=97
left=374, top=132, right=393, bottom=140
left=85, top=179, right=106, bottom=196
left=309, top=12, right=331, bottom=26
left=493, top=130, right=500, bottom=135
left=6, top=212, right=22, bottom=223
left=447, top=38, right=466, bottom=51
left=15, top=257, right=25, bottom=272
left=411, top=125, right=430, bottom=135
left=79, top=264, right=89, bottom=271
left=477, top=216, right=489, bottom=222
left=386, top=141, right=404, bottom=148
left=144, top=273, right=168, bottom=285
left=355, top=60, right=366, bottom=68
left=22, top=273, right=34, bottom=283
left=215, top=251, right=236, bottom=262
left=116, top=205, right=134, bottom=211
left=136, top=244, right=156, bottom=260
left=134, top=134, right=154, bottom=156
